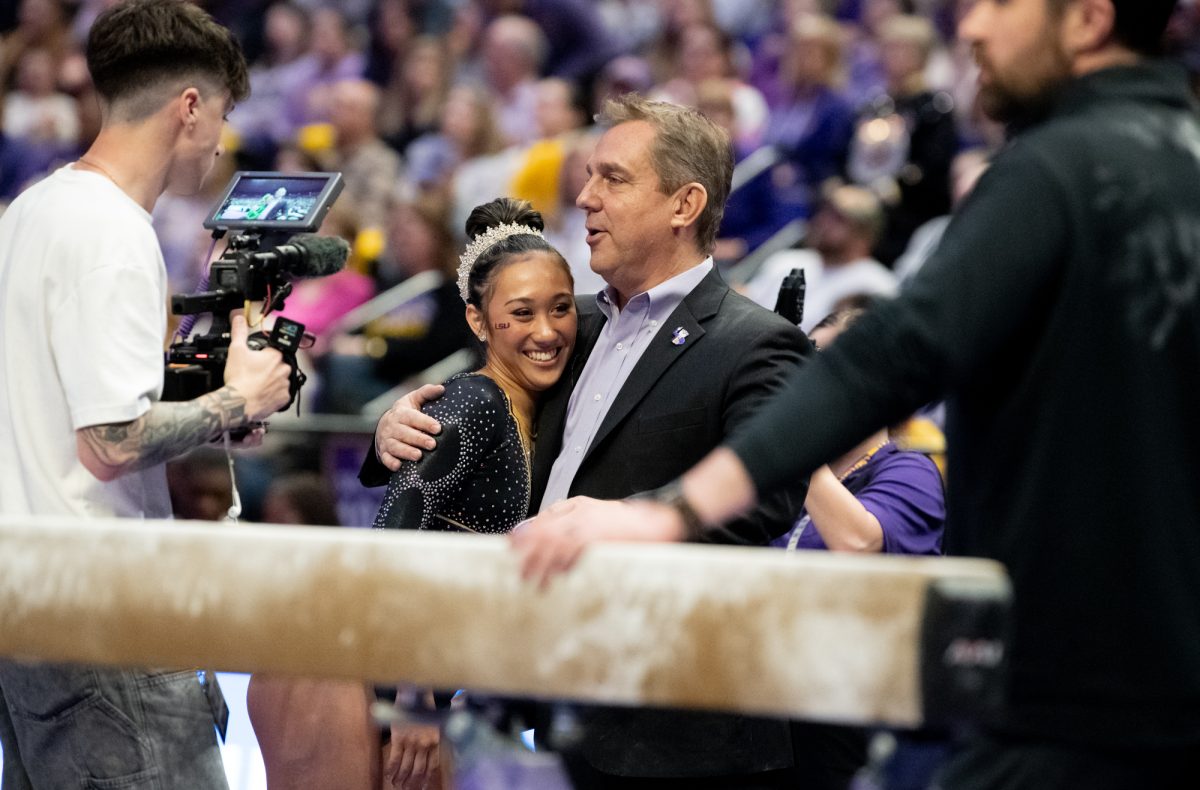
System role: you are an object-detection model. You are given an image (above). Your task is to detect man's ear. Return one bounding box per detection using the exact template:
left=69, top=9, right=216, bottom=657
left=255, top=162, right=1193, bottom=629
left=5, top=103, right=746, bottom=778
left=176, top=86, right=202, bottom=131
left=1060, top=0, right=1118, bottom=57
left=669, top=182, right=708, bottom=232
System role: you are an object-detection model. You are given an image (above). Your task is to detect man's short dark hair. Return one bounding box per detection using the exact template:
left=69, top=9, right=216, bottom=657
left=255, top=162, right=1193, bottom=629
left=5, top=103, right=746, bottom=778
left=87, top=0, right=249, bottom=116
left=1111, top=0, right=1177, bottom=54
left=1050, top=0, right=1178, bottom=55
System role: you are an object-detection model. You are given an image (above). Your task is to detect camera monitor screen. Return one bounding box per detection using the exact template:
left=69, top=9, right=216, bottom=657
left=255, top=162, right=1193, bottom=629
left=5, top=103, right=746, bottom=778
left=204, top=171, right=344, bottom=233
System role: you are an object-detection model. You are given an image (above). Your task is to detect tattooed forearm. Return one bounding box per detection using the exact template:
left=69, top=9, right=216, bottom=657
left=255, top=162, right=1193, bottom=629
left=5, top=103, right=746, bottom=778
left=77, top=386, right=248, bottom=480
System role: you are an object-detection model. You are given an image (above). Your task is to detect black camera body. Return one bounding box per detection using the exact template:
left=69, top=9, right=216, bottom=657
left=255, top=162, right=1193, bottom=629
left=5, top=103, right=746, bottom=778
left=162, top=171, right=346, bottom=411
left=163, top=233, right=312, bottom=406
left=774, top=267, right=807, bottom=328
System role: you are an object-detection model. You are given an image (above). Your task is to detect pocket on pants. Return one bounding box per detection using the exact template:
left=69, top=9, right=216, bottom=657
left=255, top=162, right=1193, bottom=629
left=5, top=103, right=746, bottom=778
left=135, top=668, right=227, bottom=787
left=6, top=671, right=153, bottom=787
left=135, top=668, right=212, bottom=733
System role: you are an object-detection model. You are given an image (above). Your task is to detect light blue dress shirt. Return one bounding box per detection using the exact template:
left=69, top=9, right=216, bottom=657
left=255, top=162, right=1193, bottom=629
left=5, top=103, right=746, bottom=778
left=539, top=258, right=714, bottom=508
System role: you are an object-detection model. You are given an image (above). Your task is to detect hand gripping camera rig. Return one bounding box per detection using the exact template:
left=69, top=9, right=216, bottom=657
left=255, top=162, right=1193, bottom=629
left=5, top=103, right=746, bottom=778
left=163, top=171, right=347, bottom=415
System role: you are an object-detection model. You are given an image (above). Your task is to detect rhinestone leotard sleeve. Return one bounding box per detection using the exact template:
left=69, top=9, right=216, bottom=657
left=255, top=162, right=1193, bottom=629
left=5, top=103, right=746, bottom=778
left=372, top=374, right=531, bottom=533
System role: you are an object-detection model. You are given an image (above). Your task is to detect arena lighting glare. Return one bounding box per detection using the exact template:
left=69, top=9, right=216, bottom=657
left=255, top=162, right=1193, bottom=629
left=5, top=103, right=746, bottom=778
left=163, top=171, right=347, bottom=424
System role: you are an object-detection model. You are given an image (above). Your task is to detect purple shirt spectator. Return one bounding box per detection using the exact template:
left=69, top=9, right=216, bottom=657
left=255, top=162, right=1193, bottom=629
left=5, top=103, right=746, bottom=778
left=282, top=51, right=367, bottom=129
left=773, top=441, right=944, bottom=555
left=230, top=57, right=316, bottom=144
left=517, top=0, right=624, bottom=82
left=763, top=86, right=857, bottom=219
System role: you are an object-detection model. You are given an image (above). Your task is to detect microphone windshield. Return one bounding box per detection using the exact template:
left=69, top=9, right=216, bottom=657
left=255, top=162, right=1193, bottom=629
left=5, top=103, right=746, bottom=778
left=284, top=234, right=351, bottom=277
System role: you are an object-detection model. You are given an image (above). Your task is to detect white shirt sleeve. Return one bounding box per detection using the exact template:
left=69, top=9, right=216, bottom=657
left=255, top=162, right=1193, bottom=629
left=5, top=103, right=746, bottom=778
left=54, top=258, right=167, bottom=430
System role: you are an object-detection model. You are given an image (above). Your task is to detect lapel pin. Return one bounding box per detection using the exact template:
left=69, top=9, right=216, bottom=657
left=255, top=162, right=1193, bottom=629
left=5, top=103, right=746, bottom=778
left=671, top=327, right=689, bottom=346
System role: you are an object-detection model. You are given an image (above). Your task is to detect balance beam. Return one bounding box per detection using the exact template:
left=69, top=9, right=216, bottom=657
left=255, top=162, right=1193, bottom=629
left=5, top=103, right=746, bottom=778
left=0, top=516, right=1009, bottom=727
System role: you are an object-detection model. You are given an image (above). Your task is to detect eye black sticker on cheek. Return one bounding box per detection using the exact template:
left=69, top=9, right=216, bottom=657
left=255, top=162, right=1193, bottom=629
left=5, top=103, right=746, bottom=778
left=494, top=323, right=510, bottom=330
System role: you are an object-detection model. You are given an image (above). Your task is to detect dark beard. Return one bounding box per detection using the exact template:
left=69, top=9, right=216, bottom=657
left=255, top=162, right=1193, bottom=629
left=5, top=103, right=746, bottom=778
left=973, top=27, right=1073, bottom=130
left=977, top=75, right=1070, bottom=130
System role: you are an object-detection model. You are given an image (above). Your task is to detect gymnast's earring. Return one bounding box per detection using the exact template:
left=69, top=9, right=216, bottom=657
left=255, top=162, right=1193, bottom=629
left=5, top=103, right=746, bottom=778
left=478, top=333, right=487, bottom=342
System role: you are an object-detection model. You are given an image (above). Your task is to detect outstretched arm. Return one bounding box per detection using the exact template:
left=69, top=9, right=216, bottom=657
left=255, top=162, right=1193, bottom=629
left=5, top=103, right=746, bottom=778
left=511, top=448, right=754, bottom=587
left=78, top=388, right=248, bottom=482
left=76, top=313, right=292, bottom=482
left=515, top=143, right=1069, bottom=582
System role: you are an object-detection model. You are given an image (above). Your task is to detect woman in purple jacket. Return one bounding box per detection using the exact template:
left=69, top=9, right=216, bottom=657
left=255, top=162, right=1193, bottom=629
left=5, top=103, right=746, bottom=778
left=772, top=305, right=945, bottom=555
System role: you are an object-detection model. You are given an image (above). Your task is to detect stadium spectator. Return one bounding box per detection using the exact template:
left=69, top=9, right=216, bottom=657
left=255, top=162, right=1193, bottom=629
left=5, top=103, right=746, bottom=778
left=478, top=14, right=546, bottom=146
left=698, top=78, right=779, bottom=262
left=652, top=21, right=769, bottom=147
left=773, top=306, right=944, bottom=555
left=589, top=54, right=655, bottom=117
left=743, top=183, right=897, bottom=332
left=376, top=34, right=452, bottom=153
left=326, top=78, right=403, bottom=230
left=843, top=0, right=909, bottom=106
left=2, top=45, right=79, bottom=146
left=286, top=6, right=366, bottom=128
left=363, top=0, right=417, bottom=87
left=227, top=1, right=313, bottom=154
left=511, top=78, right=586, bottom=178
left=847, top=14, right=957, bottom=264
left=762, top=13, right=858, bottom=222
left=893, top=146, right=989, bottom=284
left=404, top=82, right=506, bottom=199
left=0, top=0, right=73, bottom=91
left=477, top=0, right=623, bottom=84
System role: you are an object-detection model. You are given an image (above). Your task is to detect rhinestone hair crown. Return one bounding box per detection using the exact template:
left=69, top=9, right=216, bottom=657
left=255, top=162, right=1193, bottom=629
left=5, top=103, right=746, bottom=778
left=456, top=222, right=545, bottom=303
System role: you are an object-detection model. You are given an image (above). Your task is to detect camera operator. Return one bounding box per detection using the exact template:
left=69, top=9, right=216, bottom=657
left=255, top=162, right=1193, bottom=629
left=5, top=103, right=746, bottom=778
left=0, top=1, right=292, bottom=787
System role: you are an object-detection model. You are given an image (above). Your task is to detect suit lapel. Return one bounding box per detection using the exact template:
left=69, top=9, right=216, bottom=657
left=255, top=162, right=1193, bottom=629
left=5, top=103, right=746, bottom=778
left=581, top=269, right=726, bottom=466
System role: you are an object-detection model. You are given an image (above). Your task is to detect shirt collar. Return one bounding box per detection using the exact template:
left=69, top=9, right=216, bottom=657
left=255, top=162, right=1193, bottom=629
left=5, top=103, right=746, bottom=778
left=596, top=257, right=714, bottom=319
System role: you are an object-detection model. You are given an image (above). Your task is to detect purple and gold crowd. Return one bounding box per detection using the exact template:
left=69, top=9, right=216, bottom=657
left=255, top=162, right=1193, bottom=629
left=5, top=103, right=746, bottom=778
left=2, top=0, right=1196, bottom=416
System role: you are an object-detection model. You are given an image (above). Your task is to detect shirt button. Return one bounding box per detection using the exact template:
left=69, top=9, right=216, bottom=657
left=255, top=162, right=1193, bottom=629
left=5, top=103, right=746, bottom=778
left=593, top=394, right=602, bottom=401
left=574, top=446, right=582, bottom=453
left=650, top=320, right=658, bottom=327
left=616, top=343, right=624, bottom=350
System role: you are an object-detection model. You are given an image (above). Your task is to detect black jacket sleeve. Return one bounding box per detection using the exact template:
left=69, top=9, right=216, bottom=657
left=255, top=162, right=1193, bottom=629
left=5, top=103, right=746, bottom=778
left=729, top=142, right=1070, bottom=494
left=701, top=307, right=813, bottom=545
left=358, top=442, right=392, bottom=488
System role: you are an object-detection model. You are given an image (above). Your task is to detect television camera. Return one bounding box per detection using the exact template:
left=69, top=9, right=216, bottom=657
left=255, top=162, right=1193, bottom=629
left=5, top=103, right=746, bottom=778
left=162, top=171, right=348, bottom=417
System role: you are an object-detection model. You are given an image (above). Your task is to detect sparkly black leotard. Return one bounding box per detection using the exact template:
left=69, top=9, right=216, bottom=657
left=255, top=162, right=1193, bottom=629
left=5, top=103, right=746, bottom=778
left=372, top=373, right=530, bottom=533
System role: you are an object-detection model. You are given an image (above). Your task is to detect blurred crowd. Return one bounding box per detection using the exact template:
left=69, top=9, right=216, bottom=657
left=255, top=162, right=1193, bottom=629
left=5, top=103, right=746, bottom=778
left=1, top=0, right=1198, bottom=416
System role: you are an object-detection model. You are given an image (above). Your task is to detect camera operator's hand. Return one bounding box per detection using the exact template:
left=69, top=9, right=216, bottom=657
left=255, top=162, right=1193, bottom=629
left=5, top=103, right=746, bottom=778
left=223, top=312, right=293, bottom=422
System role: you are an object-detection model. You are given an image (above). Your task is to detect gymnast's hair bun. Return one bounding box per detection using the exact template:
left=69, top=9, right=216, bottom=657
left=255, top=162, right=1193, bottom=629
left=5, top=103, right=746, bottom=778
left=465, top=197, right=545, bottom=240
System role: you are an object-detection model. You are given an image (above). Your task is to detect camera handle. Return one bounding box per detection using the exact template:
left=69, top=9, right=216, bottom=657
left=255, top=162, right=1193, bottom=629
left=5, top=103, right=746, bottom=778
left=246, top=316, right=308, bottom=413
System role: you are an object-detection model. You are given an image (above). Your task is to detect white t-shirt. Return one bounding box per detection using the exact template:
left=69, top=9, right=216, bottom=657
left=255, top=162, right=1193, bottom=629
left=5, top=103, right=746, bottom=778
left=0, top=166, right=173, bottom=519
left=743, top=249, right=899, bottom=333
